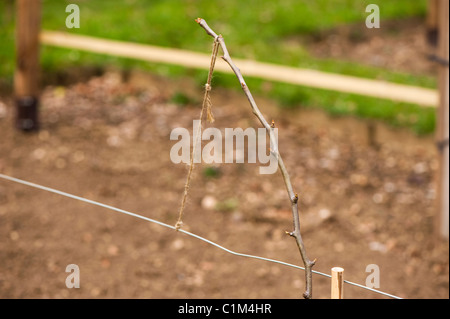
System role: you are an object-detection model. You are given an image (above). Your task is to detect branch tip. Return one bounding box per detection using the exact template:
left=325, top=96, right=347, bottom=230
left=195, top=18, right=202, bottom=24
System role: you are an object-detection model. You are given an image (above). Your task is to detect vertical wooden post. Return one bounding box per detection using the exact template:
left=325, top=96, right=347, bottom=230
left=331, top=267, right=344, bottom=299
left=435, top=0, right=449, bottom=240
left=426, top=0, right=440, bottom=47
left=14, top=0, right=41, bottom=132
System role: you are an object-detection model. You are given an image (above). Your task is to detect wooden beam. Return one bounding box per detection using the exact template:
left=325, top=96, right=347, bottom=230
left=435, top=0, right=449, bottom=240
left=426, top=0, right=440, bottom=46
left=15, top=0, right=41, bottom=131
left=40, top=31, right=439, bottom=107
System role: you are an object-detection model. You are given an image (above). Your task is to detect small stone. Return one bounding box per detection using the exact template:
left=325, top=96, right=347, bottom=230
left=38, top=130, right=50, bottom=141
left=0, top=101, right=7, bottom=118
left=107, top=244, right=119, bottom=256
left=101, top=258, right=111, bottom=269
left=349, top=203, right=361, bottom=215
left=318, top=208, right=332, bottom=220
left=107, top=135, right=122, bottom=147
left=201, top=195, right=217, bottom=210
left=55, top=158, right=67, bottom=169
left=90, top=287, right=101, bottom=297
left=413, top=162, right=428, bottom=174
left=10, top=231, right=19, bottom=241
left=372, top=193, right=384, bottom=204
left=350, top=174, right=368, bottom=186
left=334, top=242, right=344, bottom=252
left=327, top=148, right=340, bottom=160
left=292, top=279, right=302, bottom=289
left=82, top=232, right=93, bottom=243
left=231, top=211, right=243, bottom=223
left=32, top=148, right=47, bottom=160
left=432, top=263, right=444, bottom=275
left=171, top=238, right=184, bottom=251
left=369, top=241, right=387, bottom=253
left=72, top=151, right=85, bottom=163
left=385, top=157, right=396, bottom=168
left=384, top=182, right=396, bottom=193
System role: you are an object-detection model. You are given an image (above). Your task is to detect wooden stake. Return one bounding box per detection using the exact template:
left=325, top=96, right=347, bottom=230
left=426, top=0, right=440, bottom=47
left=435, top=0, right=449, bottom=240
left=15, top=0, right=41, bottom=131
left=331, top=267, right=344, bottom=299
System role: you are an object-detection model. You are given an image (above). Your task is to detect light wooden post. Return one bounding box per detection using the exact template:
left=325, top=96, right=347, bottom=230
left=435, top=0, right=449, bottom=240
left=331, top=267, right=344, bottom=299
left=14, top=0, right=41, bottom=131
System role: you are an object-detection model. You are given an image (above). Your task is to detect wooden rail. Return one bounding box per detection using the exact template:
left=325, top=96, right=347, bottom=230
left=40, top=31, right=439, bottom=107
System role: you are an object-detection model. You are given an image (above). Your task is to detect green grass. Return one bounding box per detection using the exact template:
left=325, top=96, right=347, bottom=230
left=0, top=0, right=437, bottom=134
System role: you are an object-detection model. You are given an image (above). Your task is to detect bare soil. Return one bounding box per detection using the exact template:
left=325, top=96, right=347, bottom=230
left=0, top=69, right=448, bottom=299
left=304, top=18, right=438, bottom=76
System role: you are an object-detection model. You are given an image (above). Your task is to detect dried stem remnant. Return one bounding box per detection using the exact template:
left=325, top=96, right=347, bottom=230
left=175, top=36, right=219, bottom=231
left=195, top=18, right=316, bottom=299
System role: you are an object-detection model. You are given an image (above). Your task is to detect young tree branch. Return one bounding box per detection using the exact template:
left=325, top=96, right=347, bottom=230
left=195, top=18, right=316, bottom=299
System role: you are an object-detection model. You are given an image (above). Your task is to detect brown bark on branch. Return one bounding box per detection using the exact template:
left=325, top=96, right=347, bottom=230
left=195, top=18, right=316, bottom=299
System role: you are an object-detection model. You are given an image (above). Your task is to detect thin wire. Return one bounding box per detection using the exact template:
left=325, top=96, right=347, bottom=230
left=343, top=279, right=402, bottom=299
left=0, top=173, right=402, bottom=299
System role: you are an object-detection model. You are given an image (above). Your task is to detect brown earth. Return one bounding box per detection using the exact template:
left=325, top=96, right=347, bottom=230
left=303, top=18, right=439, bottom=76
left=0, top=69, right=448, bottom=299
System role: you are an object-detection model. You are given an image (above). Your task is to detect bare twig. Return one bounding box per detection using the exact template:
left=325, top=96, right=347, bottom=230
left=195, top=18, right=316, bottom=299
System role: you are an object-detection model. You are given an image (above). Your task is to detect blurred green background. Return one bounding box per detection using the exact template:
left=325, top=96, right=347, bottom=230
left=0, top=0, right=437, bottom=134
